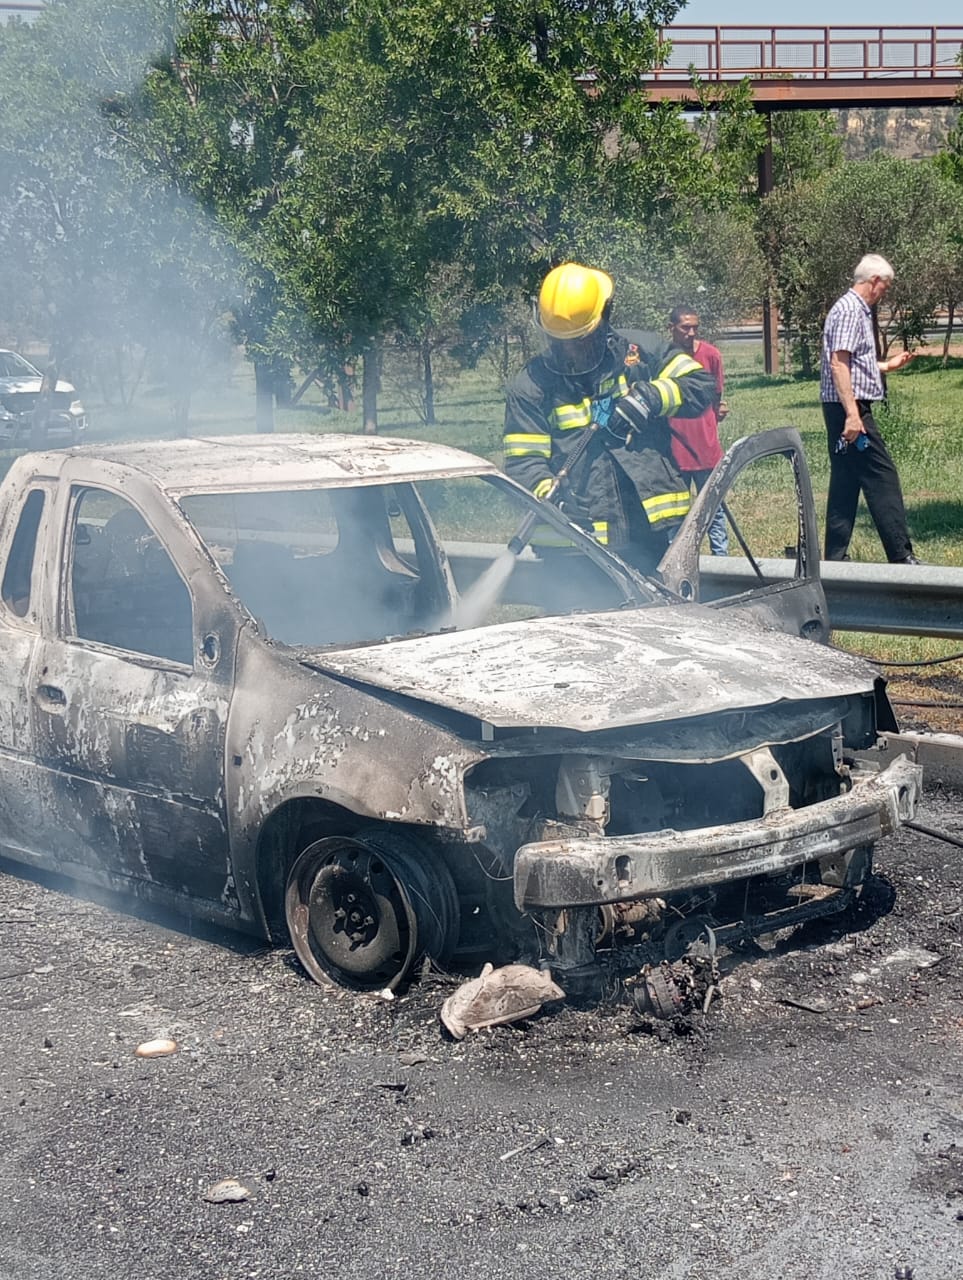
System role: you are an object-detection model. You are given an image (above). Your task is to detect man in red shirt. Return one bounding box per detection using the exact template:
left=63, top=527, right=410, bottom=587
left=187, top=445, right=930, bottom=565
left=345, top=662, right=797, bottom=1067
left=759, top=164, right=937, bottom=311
left=667, top=307, right=729, bottom=555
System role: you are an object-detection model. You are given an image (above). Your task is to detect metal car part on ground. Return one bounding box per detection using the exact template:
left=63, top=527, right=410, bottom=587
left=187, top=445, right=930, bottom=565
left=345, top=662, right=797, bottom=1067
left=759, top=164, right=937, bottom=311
left=0, top=430, right=920, bottom=1003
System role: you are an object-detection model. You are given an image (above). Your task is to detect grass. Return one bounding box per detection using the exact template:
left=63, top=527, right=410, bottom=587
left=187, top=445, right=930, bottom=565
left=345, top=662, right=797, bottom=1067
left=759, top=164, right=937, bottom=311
left=717, top=342, right=963, bottom=704
left=11, top=339, right=963, bottom=697
left=718, top=343, right=963, bottom=565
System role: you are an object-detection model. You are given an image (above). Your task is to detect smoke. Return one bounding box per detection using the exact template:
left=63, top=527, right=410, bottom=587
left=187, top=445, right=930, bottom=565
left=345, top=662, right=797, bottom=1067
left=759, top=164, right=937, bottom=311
left=449, top=549, right=518, bottom=630
left=0, top=0, right=247, bottom=427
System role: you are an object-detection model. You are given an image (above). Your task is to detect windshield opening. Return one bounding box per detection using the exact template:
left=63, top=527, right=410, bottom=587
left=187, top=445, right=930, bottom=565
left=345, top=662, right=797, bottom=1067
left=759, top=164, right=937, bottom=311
left=0, top=351, right=41, bottom=378
left=179, top=474, right=650, bottom=648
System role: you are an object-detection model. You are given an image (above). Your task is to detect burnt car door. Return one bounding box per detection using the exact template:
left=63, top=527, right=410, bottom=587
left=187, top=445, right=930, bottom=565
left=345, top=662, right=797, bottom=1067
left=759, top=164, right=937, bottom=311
left=658, top=427, right=829, bottom=643
left=0, top=478, right=54, bottom=858
left=27, top=479, right=239, bottom=913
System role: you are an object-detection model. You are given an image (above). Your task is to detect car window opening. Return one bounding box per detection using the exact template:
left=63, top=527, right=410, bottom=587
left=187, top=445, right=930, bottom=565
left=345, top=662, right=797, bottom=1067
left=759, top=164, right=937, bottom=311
left=2, top=488, right=45, bottom=618
left=180, top=477, right=641, bottom=649
left=70, top=488, right=194, bottom=665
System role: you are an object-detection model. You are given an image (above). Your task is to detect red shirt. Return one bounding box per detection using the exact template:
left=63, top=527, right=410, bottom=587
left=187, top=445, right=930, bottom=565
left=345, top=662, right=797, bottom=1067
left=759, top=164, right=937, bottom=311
left=669, top=340, right=724, bottom=472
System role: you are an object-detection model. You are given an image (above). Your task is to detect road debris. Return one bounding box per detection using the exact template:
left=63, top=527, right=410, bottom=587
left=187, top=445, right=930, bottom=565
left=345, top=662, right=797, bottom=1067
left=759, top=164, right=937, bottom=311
left=203, top=1178, right=252, bottom=1204
left=134, top=1038, right=177, bottom=1058
left=881, top=947, right=941, bottom=970
left=401, top=1125, right=435, bottom=1146
left=440, top=963, right=564, bottom=1038
left=499, top=1135, right=552, bottom=1162
left=777, top=997, right=831, bottom=1014
left=397, top=1050, right=430, bottom=1066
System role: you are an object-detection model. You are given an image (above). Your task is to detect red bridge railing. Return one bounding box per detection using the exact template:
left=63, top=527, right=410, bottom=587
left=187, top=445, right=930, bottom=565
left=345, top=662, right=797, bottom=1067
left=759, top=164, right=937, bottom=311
left=654, top=25, right=963, bottom=81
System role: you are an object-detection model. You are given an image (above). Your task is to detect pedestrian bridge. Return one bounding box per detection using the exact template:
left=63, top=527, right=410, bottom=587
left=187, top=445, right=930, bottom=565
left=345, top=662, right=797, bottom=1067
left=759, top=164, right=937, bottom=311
left=648, top=25, right=963, bottom=106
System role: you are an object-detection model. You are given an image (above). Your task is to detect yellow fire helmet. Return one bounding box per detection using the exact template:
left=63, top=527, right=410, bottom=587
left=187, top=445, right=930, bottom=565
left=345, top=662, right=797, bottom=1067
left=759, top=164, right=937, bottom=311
left=538, top=263, right=614, bottom=340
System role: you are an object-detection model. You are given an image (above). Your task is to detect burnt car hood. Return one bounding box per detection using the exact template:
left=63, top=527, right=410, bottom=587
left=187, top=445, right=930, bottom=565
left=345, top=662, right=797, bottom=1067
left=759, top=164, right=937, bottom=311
left=305, top=605, right=878, bottom=733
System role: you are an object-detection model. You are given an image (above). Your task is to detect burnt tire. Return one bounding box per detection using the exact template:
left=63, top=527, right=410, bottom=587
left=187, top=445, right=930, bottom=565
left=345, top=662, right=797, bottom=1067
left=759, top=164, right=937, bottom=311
left=284, top=826, right=459, bottom=992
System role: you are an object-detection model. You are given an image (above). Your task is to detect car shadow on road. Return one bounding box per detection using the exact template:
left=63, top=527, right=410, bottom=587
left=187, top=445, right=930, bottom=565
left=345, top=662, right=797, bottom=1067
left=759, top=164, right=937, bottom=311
left=772, top=873, right=897, bottom=954
left=0, top=854, right=270, bottom=957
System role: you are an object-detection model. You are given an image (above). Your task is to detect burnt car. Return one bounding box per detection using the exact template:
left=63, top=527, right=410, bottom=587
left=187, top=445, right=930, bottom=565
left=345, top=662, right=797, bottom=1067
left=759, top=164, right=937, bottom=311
left=0, top=349, right=87, bottom=445
left=0, top=430, right=920, bottom=998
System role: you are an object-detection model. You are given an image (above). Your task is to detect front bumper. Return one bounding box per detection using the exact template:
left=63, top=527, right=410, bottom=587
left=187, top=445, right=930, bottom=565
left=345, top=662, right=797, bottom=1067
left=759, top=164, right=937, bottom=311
left=514, top=754, right=922, bottom=910
left=0, top=411, right=86, bottom=442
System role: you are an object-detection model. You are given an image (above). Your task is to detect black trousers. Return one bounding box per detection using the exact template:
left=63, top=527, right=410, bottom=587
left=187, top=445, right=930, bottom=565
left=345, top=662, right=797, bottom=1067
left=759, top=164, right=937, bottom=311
left=822, top=400, right=913, bottom=562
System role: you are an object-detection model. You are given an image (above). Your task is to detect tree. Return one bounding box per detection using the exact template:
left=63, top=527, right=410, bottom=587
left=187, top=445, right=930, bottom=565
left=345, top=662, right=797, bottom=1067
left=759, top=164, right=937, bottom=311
left=604, top=210, right=764, bottom=336
left=692, top=76, right=842, bottom=201
left=0, top=0, right=239, bottom=423
left=4, top=0, right=761, bottom=430
left=935, top=108, right=963, bottom=187
left=934, top=95, right=963, bottom=361
left=115, top=0, right=351, bottom=429
left=136, top=0, right=744, bottom=430
left=760, top=157, right=962, bottom=372
left=766, top=109, right=843, bottom=191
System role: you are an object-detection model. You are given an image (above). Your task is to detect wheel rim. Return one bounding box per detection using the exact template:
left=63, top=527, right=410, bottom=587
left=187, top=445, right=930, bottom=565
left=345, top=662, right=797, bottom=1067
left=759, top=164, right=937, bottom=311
left=286, top=837, right=418, bottom=991
left=354, top=825, right=460, bottom=964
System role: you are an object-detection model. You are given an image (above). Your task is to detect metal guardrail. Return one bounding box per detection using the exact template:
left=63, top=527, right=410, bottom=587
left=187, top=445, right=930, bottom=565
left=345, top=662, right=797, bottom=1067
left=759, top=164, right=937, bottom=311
left=200, top=529, right=960, bottom=642
left=698, top=557, right=963, bottom=640
left=446, top=544, right=963, bottom=641
left=0, top=2, right=42, bottom=19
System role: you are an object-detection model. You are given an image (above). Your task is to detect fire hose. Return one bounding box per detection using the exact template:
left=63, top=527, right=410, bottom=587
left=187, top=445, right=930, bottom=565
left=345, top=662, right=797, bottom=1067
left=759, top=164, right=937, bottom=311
left=451, top=418, right=606, bottom=629
left=506, top=413, right=605, bottom=557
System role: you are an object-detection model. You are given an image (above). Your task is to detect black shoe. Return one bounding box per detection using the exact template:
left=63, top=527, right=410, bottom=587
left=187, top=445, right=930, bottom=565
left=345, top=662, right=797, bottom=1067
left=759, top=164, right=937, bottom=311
left=893, top=554, right=923, bottom=565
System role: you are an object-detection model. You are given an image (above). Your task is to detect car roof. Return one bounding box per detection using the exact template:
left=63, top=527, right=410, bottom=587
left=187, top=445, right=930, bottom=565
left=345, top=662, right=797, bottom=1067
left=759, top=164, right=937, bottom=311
left=27, top=433, right=501, bottom=492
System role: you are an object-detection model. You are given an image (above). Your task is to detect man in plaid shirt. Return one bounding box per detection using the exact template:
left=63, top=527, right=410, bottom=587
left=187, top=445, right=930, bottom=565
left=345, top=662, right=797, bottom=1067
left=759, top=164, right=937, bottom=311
left=821, top=253, right=918, bottom=564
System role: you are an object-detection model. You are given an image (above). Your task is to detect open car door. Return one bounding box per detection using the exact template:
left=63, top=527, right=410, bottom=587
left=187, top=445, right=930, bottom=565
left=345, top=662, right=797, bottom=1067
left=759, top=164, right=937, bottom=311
left=658, top=427, right=829, bottom=643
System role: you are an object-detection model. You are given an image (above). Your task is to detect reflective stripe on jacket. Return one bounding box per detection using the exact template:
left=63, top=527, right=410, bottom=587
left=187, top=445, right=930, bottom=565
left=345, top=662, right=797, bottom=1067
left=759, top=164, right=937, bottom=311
left=503, top=329, right=715, bottom=553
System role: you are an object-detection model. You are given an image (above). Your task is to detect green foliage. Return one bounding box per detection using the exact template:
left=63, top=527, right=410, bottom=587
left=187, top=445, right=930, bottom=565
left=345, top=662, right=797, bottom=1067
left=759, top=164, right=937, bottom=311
left=692, top=80, right=842, bottom=202
left=84, top=0, right=749, bottom=424
left=259, top=0, right=722, bottom=354
left=0, top=0, right=239, bottom=418
left=760, top=156, right=963, bottom=368
left=23, top=0, right=959, bottom=431
left=0, top=0, right=712, bottom=425
left=933, top=49, right=963, bottom=185
left=601, top=208, right=764, bottom=336
left=874, top=394, right=930, bottom=469
left=767, top=109, right=843, bottom=191
left=934, top=103, right=963, bottom=187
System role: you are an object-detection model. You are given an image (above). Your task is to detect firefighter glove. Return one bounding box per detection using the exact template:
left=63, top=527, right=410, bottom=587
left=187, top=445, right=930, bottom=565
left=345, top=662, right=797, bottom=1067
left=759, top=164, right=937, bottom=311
left=607, top=384, right=660, bottom=442
left=533, top=476, right=556, bottom=500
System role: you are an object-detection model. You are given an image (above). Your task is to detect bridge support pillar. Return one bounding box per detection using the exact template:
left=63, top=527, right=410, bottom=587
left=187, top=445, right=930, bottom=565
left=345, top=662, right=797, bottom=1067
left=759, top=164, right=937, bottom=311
left=757, top=114, right=779, bottom=376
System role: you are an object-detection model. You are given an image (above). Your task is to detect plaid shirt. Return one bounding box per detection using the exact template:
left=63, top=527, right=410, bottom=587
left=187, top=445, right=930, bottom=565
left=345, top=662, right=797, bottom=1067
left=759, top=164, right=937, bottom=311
left=820, top=288, right=883, bottom=403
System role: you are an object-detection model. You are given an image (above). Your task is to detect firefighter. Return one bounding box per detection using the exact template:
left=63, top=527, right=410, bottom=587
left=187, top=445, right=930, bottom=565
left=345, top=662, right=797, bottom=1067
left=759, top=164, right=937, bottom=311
left=504, top=262, right=716, bottom=573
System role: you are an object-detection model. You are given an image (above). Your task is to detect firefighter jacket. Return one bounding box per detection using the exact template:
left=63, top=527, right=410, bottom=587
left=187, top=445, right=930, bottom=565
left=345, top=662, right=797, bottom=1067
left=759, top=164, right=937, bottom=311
left=503, top=328, right=716, bottom=558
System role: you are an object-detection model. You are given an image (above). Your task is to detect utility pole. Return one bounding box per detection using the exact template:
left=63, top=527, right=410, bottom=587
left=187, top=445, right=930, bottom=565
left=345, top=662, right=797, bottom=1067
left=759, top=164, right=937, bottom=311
left=757, top=112, right=779, bottom=376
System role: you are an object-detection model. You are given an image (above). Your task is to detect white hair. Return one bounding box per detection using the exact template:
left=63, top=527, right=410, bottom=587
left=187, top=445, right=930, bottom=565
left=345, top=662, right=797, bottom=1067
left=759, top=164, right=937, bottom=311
left=853, top=253, right=894, bottom=284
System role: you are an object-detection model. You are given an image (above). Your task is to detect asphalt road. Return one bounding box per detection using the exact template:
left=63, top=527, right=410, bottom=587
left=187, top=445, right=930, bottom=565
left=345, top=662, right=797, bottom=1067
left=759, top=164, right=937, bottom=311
left=1, top=787, right=962, bottom=1280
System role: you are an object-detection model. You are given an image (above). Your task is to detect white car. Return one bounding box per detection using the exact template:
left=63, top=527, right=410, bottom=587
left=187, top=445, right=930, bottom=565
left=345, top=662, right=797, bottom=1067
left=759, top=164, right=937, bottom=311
left=0, top=430, right=920, bottom=1002
left=0, top=349, right=87, bottom=444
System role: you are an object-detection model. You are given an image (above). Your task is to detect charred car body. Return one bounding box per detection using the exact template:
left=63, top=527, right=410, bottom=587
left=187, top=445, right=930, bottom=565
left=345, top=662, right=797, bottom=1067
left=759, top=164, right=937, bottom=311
left=0, top=431, right=920, bottom=998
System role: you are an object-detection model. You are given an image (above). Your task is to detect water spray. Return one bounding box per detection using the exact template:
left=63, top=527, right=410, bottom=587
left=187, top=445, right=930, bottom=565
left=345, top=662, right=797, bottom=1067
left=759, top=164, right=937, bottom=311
left=452, top=412, right=606, bottom=629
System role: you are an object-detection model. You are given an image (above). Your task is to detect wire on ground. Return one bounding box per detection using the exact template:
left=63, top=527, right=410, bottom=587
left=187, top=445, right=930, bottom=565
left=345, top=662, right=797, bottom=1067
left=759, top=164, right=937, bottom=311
left=833, top=646, right=963, bottom=669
